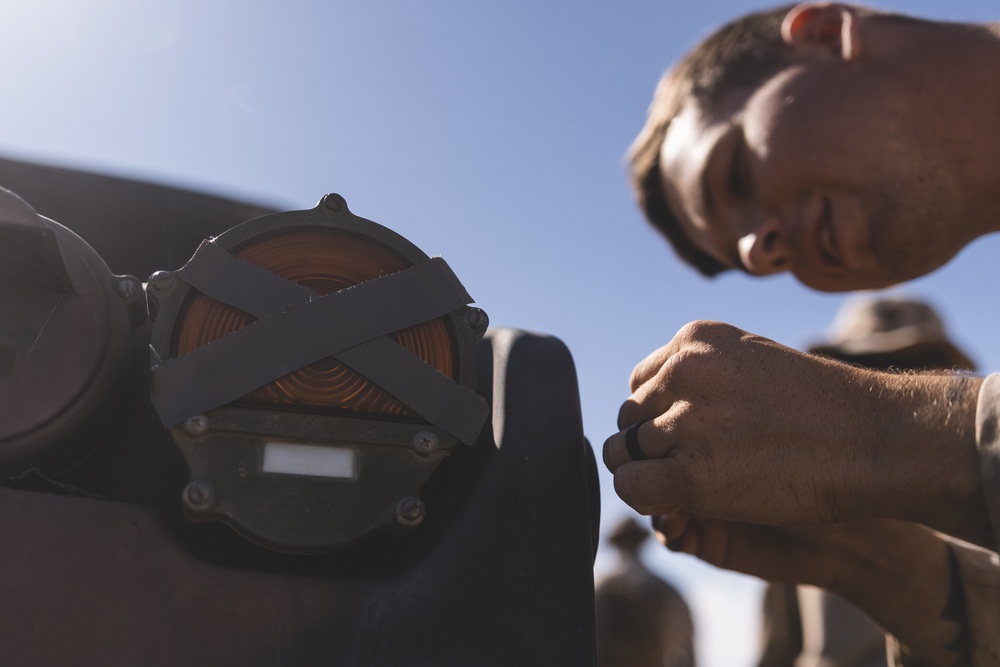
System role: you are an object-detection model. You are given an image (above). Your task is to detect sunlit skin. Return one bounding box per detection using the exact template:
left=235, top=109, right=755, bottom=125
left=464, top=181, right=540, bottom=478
left=606, top=4, right=1000, bottom=664
left=657, top=7, right=1000, bottom=291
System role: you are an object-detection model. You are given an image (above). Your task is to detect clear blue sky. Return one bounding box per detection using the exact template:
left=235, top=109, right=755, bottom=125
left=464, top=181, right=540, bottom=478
left=5, top=1, right=996, bottom=664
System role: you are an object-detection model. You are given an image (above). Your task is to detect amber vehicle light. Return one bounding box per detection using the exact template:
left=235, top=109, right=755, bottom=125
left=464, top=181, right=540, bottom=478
left=146, top=194, right=488, bottom=554
left=173, top=227, right=457, bottom=419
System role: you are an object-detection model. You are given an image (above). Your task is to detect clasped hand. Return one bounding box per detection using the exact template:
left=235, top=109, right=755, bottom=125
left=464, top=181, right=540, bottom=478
left=602, top=320, right=981, bottom=530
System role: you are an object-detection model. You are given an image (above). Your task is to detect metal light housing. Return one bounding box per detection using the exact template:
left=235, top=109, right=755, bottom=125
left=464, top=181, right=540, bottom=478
left=147, top=194, right=488, bottom=553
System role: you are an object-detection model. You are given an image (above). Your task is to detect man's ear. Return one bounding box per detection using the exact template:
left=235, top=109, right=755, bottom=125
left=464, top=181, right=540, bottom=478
left=781, top=3, right=862, bottom=62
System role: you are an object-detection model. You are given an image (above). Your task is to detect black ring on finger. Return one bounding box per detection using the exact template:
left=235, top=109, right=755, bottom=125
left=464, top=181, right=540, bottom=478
left=625, top=420, right=649, bottom=461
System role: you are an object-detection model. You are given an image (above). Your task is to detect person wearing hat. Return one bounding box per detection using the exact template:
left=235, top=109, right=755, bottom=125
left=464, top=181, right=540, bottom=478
left=757, top=296, right=977, bottom=667
left=809, top=297, right=976, bottom=374
left=595, top=516, right=696, bottom=667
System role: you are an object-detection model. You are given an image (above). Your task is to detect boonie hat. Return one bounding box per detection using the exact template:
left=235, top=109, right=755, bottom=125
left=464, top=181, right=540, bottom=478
left=809, top=296, right=975, bottom=371
left=608, top=516, right=651, bottom=549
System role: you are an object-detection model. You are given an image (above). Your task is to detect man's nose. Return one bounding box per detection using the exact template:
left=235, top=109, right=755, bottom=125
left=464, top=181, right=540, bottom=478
left=737, top=216, right=789, bottom=275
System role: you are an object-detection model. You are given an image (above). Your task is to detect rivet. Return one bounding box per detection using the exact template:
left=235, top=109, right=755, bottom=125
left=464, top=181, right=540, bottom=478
left=183, top=480, right=215, bottom=511
left=394, top=496, right=426, bottom=527
left=324, top=194, right=345, bottom=213
left=183, top=415, right=209, bottom=436
left=412, top=431, right=439, bottom=455
left=116, top=276, right=139, bottom=299
left=465, top=307, right=489, bottom=330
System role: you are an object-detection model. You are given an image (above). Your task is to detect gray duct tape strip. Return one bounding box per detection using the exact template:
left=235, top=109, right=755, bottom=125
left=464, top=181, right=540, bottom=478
left=179, top=240, right=314, bottom=318
left=152, top=240, right=488, bottom=443
left=336, top=338, right=489, bottom=445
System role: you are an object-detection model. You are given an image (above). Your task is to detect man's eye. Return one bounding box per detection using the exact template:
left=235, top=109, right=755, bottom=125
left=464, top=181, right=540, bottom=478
left=726, top=142, right=752, bottom=199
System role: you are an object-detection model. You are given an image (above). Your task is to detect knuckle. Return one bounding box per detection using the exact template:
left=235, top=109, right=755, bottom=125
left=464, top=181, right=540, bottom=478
left=660, top=348, right=708, bottom=386
left=627, top=364, right=645, bottom=392
left=675, top=320, right=704, bottom=342
left=677, top=319, right=730, bottom=342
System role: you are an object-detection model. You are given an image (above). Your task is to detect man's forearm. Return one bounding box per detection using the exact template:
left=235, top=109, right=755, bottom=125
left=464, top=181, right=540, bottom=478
left=815, top=523, right=969, bottom=667
left=862, top=372, right=991, bottom=548
left=653, top=515, right=973, bottom=666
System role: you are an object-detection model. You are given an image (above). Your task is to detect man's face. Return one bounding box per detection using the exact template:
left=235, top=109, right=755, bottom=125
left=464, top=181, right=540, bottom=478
left=658, top=59, right=968, bottom=292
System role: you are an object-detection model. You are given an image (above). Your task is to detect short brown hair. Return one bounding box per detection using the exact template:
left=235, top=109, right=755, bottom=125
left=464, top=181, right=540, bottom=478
left=628, top=5, right=797, bottom=277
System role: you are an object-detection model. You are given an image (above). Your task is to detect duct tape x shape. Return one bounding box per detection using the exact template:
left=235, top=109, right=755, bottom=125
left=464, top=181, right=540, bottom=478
left=150, top=240, right=489, bottom=444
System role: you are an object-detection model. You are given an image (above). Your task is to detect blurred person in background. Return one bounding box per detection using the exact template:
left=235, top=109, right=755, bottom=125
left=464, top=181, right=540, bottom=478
left=596, top=516, right=696, bottom=667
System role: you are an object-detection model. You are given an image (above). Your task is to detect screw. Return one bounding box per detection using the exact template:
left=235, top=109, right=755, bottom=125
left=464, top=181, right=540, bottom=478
left=116, top=276, right=139, bottom=299
left=183, top=415, right=209, bottom=436
left=465, top=307, right=489, bottom=331
left=183, top=480, right=215, bottom=511
left=412, top=431, right=439, bottom=455
left=394, top=496, right=426, bottom=527
left=114, top=275, right=149, bottom=327
left=148, top=271, right=175, bottom=293
left=324, top=194, right=345, bottom=213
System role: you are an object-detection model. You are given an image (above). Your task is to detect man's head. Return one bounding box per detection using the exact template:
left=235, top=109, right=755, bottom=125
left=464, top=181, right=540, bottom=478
left=630, top=3, right=988, bottom=292
left=607, top=516, right=651, bottom=558
left=629, top=4, right=797, bottom=278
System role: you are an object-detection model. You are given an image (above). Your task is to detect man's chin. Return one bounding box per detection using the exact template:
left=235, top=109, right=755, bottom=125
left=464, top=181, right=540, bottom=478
left=794, top=269, right=904, bottom=293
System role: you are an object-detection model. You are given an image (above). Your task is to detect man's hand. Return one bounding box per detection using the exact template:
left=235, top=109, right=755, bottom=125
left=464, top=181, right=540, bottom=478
left=602, top=321, right=988, bottom=544
left=651, top=512, right=970, bottom=667
left=652, top=510, right=843, bottom=586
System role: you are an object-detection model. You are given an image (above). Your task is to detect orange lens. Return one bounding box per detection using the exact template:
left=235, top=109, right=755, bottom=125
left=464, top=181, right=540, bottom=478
left=172, top=228, right=456, bottom=419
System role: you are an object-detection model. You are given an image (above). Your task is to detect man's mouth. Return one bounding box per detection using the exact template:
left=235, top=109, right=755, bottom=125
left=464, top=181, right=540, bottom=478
left=817, top=196, right=842, bottom=266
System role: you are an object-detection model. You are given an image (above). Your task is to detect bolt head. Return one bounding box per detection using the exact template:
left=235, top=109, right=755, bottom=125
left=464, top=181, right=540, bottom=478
left=183, top=480, right=215, bottom=511
left=183, top=415, right=209, bottom=436
left=464, top=307, right=489, bottom=331
left=395, top=496, right=426, bottom=527
left=324, top=194, right=345, bottom=213
left=116, top=276, right=139, bottom=299
left=412, top=430, right=439, bottom=455
left=148, top=271, right=175, bottom=292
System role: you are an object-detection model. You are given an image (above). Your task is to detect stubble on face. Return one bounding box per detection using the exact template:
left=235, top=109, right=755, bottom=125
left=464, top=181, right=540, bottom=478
left=701, top=63, right=973, bottom=290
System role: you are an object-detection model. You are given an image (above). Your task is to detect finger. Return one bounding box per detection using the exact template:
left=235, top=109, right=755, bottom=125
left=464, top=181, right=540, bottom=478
left=628, top=341, right=677, bottom=393
left=666, top=517, right=838, bottom=585
left=627, top=320, right=722, bottom=392
left=651, top=511, right=703, bottom=555
left=611, top=457, right=690, bottom=515
left=617, top=370, right=678, bottom=431
left=651, top=511, right=690, bottom=543
left=696, top=520, right=825, bottom=583
left=602, top=418, right=661, bottom=473
left=619, top=336, right=703, bottom=430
